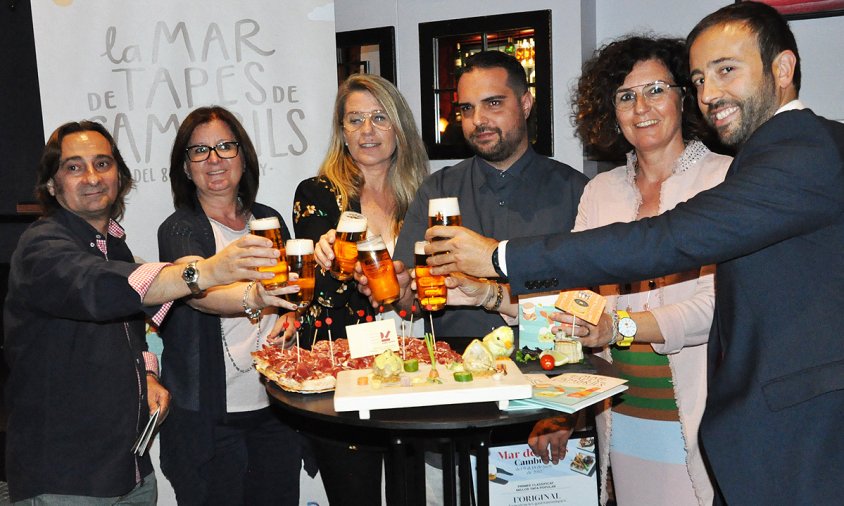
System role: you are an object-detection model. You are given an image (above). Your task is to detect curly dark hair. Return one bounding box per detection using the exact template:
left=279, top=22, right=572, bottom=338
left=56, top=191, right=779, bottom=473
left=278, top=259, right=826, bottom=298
left=169, top=106, right=260, bottom=211
left=571, top=35, right=714, bottom=161
left=35, top=121, right=134, bottom=220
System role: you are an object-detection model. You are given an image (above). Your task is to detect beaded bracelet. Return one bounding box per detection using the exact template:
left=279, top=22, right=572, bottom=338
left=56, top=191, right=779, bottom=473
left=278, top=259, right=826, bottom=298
left=242, top=280, right=262, bottom=323
left=490, top=283, right=504, bottom=311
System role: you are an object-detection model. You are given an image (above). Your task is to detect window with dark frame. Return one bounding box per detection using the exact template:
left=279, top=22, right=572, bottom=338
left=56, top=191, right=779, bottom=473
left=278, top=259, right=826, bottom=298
left=336, top=26, right=397, bottom=85
left=419, top=10, right=552, bottom=160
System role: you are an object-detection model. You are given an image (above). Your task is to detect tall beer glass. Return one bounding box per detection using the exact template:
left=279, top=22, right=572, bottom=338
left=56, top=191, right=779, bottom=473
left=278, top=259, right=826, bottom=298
left=250, top=217, right=288, bottom=290
left=285, top=239, right=315, bottom=309
left=428, top=197, right=461, bottom=240
left=414, top=240, right=447, bottom=311
left=357, top=235, right=400, bottom=305
left=331, top=211, right=367, bottom=281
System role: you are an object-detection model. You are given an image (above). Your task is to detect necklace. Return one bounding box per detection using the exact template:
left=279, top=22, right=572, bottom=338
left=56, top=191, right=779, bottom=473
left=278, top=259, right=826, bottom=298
left=220, top=316, right=262, bottom=374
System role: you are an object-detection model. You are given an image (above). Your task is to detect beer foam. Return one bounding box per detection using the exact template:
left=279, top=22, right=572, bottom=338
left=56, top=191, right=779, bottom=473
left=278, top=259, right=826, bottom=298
left=285, top=239, right=314, bottom=255
left=356, top=235, right=387, bottom=252
left=250, top=216, right=280, bottom=231
left=337, top=211, right=367, bottom=233
left=428, top=197, right=460, bottom=217
left=414, top=240, right=429, bottom=255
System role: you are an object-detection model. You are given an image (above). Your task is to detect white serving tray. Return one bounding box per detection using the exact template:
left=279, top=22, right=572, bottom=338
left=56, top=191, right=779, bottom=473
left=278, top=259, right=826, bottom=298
left=333, top=359, right=532, bottom=419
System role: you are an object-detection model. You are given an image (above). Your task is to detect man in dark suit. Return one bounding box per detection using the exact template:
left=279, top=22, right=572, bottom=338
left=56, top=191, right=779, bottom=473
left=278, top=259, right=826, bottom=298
left=425, top=2, right=844, bottom=504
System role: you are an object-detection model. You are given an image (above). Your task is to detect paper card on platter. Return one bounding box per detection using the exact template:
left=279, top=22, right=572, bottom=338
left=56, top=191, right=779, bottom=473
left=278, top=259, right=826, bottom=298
left=517, top=292, right=561, bottom=350
left=554, top=289, right=606, bottom=325
left=345, top=319, right=400, bottom=359
left=488, top=438, right=598, bottom=505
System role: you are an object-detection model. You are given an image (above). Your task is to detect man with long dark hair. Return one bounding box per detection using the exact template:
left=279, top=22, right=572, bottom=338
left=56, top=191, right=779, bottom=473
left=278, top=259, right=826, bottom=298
left=4, top=121, right=282, bottom=503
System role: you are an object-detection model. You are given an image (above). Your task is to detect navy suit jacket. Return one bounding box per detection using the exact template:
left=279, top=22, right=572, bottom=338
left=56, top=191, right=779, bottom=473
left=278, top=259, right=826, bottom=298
left=507, top=109, right=844, bottom=504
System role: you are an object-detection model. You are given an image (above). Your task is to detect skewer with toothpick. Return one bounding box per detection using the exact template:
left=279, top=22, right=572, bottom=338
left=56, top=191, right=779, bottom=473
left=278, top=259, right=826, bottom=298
left=399, top=309, right=408, bottom=360
left=326, top=317, right=335, bottom=367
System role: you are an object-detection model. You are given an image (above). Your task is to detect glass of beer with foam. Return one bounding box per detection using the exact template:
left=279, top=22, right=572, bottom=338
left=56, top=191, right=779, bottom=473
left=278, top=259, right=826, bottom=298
left=331, top=211, right=367, bottom=281
left=357, top=235, right=400, bottom=305
left=249, top=216, right=287, bottom=290
left=285, top=239, right=315, bottom=309
left=414, top=240, right=447, bottom=311
left=428, top=197, right=461, bottom=240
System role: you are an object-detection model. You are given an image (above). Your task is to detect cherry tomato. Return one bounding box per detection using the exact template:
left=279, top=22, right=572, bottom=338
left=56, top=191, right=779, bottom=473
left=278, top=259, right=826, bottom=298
left=540, top=354, right=555, bottom=371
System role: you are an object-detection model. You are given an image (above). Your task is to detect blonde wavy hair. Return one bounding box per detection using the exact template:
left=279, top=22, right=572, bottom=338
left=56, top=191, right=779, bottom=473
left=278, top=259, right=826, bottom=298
left=318, top=74, right=429, bottom=237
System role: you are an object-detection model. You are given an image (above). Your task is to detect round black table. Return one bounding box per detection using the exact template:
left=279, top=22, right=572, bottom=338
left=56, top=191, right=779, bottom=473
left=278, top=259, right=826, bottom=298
left=268, top=382, right=557, bottom=506
left=266, top=357, right=603, bottom=506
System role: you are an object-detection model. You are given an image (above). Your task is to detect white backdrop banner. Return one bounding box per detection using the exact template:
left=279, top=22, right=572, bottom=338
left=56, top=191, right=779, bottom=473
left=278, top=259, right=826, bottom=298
left=31, top=0, right=337, bottom=261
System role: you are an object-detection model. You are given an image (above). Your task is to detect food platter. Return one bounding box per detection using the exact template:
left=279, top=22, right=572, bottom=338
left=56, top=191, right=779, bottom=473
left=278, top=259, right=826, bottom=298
left=333, top=359, right=532, bottom=419
left=253, top=337, right=462, bottom=394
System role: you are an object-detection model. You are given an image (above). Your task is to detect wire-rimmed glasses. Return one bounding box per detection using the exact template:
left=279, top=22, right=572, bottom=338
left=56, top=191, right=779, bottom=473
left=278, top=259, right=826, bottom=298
left=342, top=110, right=393, bottom=132
left=613, top=81, right=684, bottom=111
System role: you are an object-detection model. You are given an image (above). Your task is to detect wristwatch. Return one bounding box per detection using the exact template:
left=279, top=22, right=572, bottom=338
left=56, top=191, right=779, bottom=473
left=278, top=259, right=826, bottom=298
left=615, top=310, right=636, bottom=347
left=182, top=261, right=203, bottom=296
left=491, top=246, right=507, bottom=280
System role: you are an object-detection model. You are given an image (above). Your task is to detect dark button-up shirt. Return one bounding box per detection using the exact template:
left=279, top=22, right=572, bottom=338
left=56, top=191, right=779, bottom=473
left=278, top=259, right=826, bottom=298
left=394, top=147, right=588, bottom=346
left=4, top=208, right=161, bottom=501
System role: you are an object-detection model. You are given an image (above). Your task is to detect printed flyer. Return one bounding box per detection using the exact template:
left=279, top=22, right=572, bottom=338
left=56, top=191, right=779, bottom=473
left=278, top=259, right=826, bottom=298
left=488, top=436, right=598, bottom=505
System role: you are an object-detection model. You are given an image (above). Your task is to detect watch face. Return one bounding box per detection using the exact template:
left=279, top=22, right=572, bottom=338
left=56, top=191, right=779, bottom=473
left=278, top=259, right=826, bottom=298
left=183, top=264, right=198, bottom=283
left=618, top=318, right=637, bottom=338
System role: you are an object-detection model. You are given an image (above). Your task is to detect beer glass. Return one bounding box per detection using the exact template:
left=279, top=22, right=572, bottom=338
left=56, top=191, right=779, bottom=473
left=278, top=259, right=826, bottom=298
left=428, top=197, right=461, bottom=240
left=285, top=239, right=315, bottom=309
left=357, top=235, right=400, bottom=305
left=331, top=211, right=367, bottom=281
left=250, top=216, right=287, bottom=290
left=414, top=240, right=447, bottom=311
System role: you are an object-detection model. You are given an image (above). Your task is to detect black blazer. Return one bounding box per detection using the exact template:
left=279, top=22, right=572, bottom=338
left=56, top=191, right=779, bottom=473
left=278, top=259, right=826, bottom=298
left=506, top=109, right=844, bottom=505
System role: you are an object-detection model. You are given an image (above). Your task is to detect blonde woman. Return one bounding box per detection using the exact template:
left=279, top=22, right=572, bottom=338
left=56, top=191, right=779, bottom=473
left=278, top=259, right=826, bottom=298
left=293, top=73, right=428, bottom=340
left=291, top=73, right=428, bottom=505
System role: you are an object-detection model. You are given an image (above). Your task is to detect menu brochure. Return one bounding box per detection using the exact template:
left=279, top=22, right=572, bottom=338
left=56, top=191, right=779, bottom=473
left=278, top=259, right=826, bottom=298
left=506, top=373, right=628, bottom=414
left=131, top=407, right=160, bottom=457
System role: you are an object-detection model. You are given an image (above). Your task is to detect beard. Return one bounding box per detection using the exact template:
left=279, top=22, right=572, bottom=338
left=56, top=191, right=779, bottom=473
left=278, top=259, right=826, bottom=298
left=466, top=123, right=526, bottom=163
left=707, top=74, right=779, bottom=147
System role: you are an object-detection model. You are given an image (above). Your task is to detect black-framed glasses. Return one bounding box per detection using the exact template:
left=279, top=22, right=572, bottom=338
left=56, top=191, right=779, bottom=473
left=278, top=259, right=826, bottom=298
left=342, top=110, right=393, bottom=132
left=613, top=81, right=685, bottom=111
left=185, top=141, right=240, bottom=162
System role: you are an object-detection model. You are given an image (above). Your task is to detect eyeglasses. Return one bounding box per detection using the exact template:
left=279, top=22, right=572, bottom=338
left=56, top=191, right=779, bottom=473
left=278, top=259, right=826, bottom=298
left=613, top=81, right=684, bottom=110
left=342, top=110, right=393, bottom=132
left=185, top=141, right=240, bottom=162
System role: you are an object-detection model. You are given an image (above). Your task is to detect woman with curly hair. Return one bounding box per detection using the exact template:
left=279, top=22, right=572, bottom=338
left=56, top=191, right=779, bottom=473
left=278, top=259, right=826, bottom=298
left=553, top=35, right=732, bottom=506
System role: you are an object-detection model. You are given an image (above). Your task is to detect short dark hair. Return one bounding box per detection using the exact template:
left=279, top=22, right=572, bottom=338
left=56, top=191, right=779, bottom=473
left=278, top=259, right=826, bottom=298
left=571, top=35, right=714, bottom=160
left=456, top=50, right=528, bottom=96
left=169, top=106, right=260, bottom=211
left=35, top=121, right=134, bottom=220
left=687, top=0, right=801, bottom=91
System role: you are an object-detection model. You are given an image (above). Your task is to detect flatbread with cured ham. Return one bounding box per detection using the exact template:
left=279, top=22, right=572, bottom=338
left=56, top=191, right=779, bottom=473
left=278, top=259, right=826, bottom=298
left=253, top=337, right=462, bottom=393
